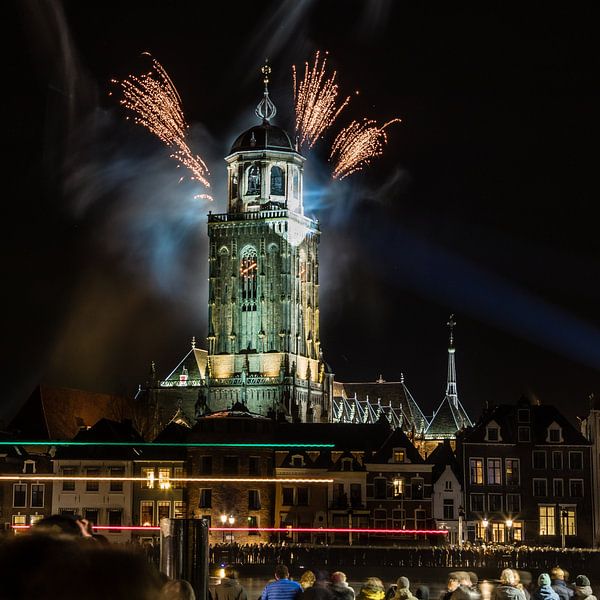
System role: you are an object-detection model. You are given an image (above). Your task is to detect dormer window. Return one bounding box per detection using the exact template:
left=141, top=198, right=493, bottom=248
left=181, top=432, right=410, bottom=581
left=22, top=460, right=36, bottom=474
left=547, top=422, right=563, bottom=443
left=485, top=421, right=501, bottom=442
left=291, top=455, right=305, bottom=467
left=341, top=458, right=353, bottom=472
left=393, top=449, right=405, bottom=463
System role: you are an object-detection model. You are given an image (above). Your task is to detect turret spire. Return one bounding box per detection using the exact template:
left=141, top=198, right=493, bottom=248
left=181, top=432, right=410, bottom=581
left=446, top=314, right=458, bottom=406
left=255, top=59, right=277, bottom=123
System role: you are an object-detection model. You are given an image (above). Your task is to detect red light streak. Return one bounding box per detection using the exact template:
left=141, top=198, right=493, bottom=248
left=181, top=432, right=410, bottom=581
left=13, top=525, right=447, bottom=535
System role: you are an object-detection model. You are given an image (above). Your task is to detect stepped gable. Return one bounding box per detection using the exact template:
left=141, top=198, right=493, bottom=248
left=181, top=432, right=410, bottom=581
left=8, top=385, right=131, bottom=440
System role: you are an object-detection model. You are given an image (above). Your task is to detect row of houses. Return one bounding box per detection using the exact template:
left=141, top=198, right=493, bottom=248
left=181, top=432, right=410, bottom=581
left=1, top=393, right=598, bottom=547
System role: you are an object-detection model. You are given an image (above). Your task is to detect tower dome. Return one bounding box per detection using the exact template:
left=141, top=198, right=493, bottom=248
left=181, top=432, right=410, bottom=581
left=230, top=123, right=294, bottom=154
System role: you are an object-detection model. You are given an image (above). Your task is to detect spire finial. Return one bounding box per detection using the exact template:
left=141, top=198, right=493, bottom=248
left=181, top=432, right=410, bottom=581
left=447, top=314, right=456, bottom=348
left=255, top=58, right=277, bottom=123
left=191, top=336, right=196, bottom=349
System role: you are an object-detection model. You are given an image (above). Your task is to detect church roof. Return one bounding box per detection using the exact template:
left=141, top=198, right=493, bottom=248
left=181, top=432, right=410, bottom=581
left=230, top=123, right=295, bottom=154
left=161, top=346, right=207, bottom=387
left=337, top=379, right=429, bottom=434
left=425, top=394, right=472, bottom=439
left=426, top=439, right=462, bottom=483
left=8, top=385, right=132, bottom=440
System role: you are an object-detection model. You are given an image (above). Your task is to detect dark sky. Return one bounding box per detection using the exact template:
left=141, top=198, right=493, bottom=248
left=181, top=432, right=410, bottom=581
left=3, top=1, right=599, bottom=426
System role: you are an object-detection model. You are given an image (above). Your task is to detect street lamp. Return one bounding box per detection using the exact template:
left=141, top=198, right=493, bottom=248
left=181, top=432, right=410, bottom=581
left=458, top=506, right=465, bottom=547
left=505, top=519, right=513, bottom=544
left=481, top=518, right=489, bottom=543
left=220, top=514, right=227, bottom=542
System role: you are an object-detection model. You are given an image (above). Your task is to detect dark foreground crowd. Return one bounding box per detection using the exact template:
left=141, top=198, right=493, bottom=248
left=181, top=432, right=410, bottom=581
left=212, top=565, right=597, bottom=600
left=209, top=543, right=600, bottom=571
left=0, top=514, right=195, bottom=600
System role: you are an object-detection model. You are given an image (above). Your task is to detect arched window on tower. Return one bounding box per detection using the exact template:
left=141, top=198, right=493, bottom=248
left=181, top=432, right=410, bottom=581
left=240, top=247, right=258, bottom=311
left=247, top=165, right=261, bottom=195
left=270, top=166, right=285, bottom=196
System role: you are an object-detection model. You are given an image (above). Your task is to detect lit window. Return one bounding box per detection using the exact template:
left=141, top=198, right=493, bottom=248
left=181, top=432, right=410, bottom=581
left=560, top=507, right=576, bottom=536
left=491, top=522, right=506, bottom=543
left=487, top=459, right=502, bottom=485
left=505, top=459, right=520, bottom=485
left=140, top=501, right=154, bottom=526
left=512, top=521, right=523, bottom=541
left=12, top=514, right=26, bottom=527
left=393, top=449, right=405, bottom=463
left=158, top=468, right=171, bottom=490
left=174, top=501, right=185, bottom=519
left=392, top=478, right=404, bottom=498
left=539, top=505, right=556, bottom=535
left=30, top=514, right=43, bottom=526
left=470, top=459, right=484, bottom=484
left=157, top=501, right=171, bottom=522
left=142, top=467, right=155, bottom=489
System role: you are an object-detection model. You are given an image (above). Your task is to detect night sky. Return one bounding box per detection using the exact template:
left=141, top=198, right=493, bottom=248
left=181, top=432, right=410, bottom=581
left=4, top=1, right=599, bottom=426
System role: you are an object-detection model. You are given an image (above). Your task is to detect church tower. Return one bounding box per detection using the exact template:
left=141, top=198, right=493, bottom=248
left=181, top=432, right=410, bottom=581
left=204, top=63, right=333, bottom=421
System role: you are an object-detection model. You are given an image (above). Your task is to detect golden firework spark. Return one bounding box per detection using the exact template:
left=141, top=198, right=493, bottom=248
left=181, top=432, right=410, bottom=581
left=330, top=118, right=401, bottom=180
left=293, top=51, right=351, bottom=149
left=112, top=53, right=212, bottom=199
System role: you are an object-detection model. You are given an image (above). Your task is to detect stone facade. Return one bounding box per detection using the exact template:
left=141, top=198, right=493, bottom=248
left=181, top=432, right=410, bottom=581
left=581, top=397, right=600, bottom=547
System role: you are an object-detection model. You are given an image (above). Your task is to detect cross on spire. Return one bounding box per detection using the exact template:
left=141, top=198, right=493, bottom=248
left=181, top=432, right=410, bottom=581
left=255, top=58, right=277, bottom=123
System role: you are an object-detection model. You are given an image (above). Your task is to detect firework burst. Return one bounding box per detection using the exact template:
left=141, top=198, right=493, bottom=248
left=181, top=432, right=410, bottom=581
left=293, top=51, right=352, bottom=149
left=329, top=118, right=401, bottom=180
left=111, top=53, right=211, bottom=199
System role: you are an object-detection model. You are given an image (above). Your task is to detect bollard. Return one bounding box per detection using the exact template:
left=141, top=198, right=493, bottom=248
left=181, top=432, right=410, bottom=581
left=160, top=518, right=209, bottom=600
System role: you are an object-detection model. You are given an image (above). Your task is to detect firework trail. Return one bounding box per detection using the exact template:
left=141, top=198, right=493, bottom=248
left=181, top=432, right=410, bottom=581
left=111, top=53, right=212, bottom=199
left=330, top=118, right=401, bottom=180
left=293, top=51, right=352, bottom=149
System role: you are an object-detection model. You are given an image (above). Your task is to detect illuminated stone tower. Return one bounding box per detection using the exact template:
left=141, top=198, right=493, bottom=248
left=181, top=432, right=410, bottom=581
left=203, top=63, right=333, bottom=421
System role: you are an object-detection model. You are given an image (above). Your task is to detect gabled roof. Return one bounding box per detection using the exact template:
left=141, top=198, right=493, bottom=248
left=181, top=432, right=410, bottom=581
left=335, top=378, right=429, bottom=433
left=426, top=440, right=462, bottom=483
left=368, top=427, right=424, bottom=464
left=425, top=395, right=472, bottom=439
left=161, top=347, right=208, bottom=387
left=8, top=385, right=132, bottom=440
left=462, top=402, right=590, bottom=445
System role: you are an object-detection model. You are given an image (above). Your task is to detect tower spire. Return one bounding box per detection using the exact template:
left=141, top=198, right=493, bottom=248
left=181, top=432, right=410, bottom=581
left=446, top=314, right=458, bottom=407
left=255, top=58, right=277, bottom=123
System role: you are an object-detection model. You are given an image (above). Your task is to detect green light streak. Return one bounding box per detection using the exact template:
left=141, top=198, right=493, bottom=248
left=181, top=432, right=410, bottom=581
left=0, top=441, right=334, bottom=448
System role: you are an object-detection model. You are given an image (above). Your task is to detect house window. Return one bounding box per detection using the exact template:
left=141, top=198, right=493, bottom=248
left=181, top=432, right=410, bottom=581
left=443, top=498, right=454, bottom=520
left=486, top=427, right=500, bottom=441
left=12, top=514, right=26, bottom=527
left=547, top=423, right=563, bottom=443
left=23, top=460, right=36, bottom=474
left=249, top=490, right=261, bottom=510
left=415, top=509, right=427, bottom=529
left=552, top=451, right=563, bottom=470
left=488, top=494, right=503, bottom=512
left=487, top=459, right=502, bottom=485
left=444, top=480, right=453, bottom=491
left=491, top=522, right=506, bottom=543
left=248, top=457, right=260, bottom=475
left=30, top=484, right=44, bottom=508
left=505, top=459, right=520, bottom=486
left=200, top=456, right=213, bottom=474
left=533, top=451, right=547, bottom=469
left=223, top=456, right=239, bottom=475
left=411, top=477, right=424, bottom=500
left=158, top=468, right=171, bottom=490
left=282, top=487, right=294, bottom=506
left=560, top=507, right=576, bottom=536
left=173, top=466, right=184, bottom=489
left=553, top=479, right=564, bottom=497
left=518, top=427, right=531, bottom=442
left=296, top=487, right=309, bottom=506
left=470, top=459, right=484, bottom=484
left=518, top=409, right=530, bottom=423
left=247, top=515, right=259, bottom=535
left=84, top=509, right=98, bottom=525
left=142, top=467, right=155, bottom=489
left=174, top=501, right=185, bottom=519
left=13, top=483, right=27, bottom=508
left=199, top=489, right=212, bottom=508
left=350, top=484, right=362, bottom=507
left=140, top=501, right=154, bottom=526
left=341, top=458, right=353, bottom=471
left=86, top=467, right=100, bottom=492
left=533, top=479, right=548, bottom=497
left=62, top=467, right=76, bottom=491
left=506, top=494, right=521, bottom=513
left=30, top=514, right=43, bottom=526
left=569, top=479, right=584, bottom=498
left=157, top=501, right=171, bottom=522
left=374, top=477, right=387, bottom=499
left=392, top=478, right=404, bottom=498
left=373, top=509, right=387, bottom=529
left=393, top=449, right=405, bottom=463
left=569, top=452, right=583, bottom=470
left=107, top=509, right=122, bottom=533
left=470, top=494, right=484, bottom=512
left=512, top=521, right=523, bottom=541
left=392, top=509, right=406, bottom=528
left=110, top=467, right=124, bottom=492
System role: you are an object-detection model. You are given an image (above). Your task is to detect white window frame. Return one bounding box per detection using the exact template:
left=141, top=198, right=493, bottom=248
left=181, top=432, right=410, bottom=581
left=518, top=426, right=531, bottom=442
left=470, top=493, right=485, bottom=512
left=140, top=500, right=154, bottom=526
left=569, top=478, right=584, bottom=498
left=539, top=504, right=556, bottom=536
left=470, top=458, right=484, bottom=485
left=533, top=478, right=548, bottom=497
left=488, top=493, right=503, bottom=513
left=546, top=422, right=563, bottom=443
left=552, top=451, right=563, bottom=470
left=505, top=458, right=520, bottom=486
left=553, top=478, right=564, bottom=497
left=487, top=458, right=502, bottom=485
left=30, top=483, right=45, bottom=508
left=569, top=451, right=583, bottom=470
